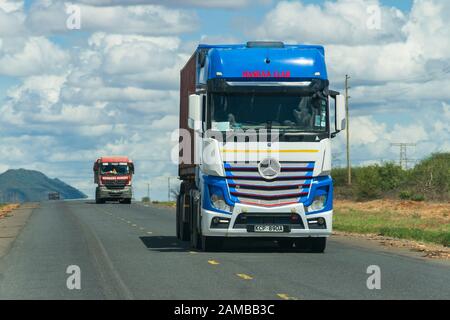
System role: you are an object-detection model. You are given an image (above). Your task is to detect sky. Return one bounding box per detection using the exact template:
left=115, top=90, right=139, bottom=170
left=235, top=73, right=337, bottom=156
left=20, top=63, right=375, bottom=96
left=0, top=0, right=449, bottom=200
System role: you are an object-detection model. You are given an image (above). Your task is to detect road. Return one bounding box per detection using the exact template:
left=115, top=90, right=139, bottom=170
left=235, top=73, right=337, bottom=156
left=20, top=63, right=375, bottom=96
left=0, top=200, right=449, bottom=300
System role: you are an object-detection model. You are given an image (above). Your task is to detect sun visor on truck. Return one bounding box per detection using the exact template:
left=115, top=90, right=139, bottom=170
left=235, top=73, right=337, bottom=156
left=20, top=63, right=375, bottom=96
left=207, top=78, right=329, bottom=94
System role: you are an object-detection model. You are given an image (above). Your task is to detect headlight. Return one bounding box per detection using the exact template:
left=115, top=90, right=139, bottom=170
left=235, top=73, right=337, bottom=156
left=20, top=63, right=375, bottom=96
left=309, top=195, right=327, bottom=212
left=209, top=185, right=232, bottom=212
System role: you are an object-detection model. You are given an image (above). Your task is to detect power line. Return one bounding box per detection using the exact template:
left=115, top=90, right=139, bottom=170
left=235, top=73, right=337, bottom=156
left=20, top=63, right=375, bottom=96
left=390, top=143, right=416, bottom=169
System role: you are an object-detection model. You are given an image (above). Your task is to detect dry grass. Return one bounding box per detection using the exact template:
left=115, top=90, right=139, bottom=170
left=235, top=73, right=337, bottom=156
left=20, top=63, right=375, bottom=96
left=0, top=204, right=21, bottom=218
left=334, top=199, right=450, bottom=247
left=335, top=199, right=450, bottom=221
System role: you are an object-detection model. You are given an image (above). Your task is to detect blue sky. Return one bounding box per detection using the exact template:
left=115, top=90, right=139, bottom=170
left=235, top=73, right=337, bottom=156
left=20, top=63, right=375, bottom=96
left=0, top=0, right=449, bottom=200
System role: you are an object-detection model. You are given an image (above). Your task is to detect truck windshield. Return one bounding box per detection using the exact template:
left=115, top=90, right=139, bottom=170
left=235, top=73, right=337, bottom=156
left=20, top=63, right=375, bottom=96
left=101, top=163, right=129, bottom=175
left=210, top=93, right=328, bottom=133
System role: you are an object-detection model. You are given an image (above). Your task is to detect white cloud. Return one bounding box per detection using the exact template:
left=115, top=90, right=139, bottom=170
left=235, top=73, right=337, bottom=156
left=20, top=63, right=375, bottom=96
left=252, top=0, right=406, bottom=45
left=0, top=37, right=69, bottom=76
left=0, top=0, right=23, bottom=13
left=26, top=1, right=198, bottom=35
left=77, top=0, right=270, bottom=9
left=0, top=1, right=25, bottom=36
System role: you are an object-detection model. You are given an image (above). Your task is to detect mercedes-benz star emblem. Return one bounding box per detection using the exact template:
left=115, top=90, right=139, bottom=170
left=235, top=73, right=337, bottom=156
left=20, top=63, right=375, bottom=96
left=258, top=158, right=281, bottom=180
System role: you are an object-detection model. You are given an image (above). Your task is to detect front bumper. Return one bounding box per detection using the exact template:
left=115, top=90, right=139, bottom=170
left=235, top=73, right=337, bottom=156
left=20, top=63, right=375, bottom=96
left=97, top=185, right=132, bottom=199
left=201, top=202, right=332, bottom=237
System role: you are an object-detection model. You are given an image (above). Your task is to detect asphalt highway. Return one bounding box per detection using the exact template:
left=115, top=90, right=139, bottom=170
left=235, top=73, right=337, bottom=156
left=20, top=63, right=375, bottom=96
left=0, top=201, right=449, bottom=299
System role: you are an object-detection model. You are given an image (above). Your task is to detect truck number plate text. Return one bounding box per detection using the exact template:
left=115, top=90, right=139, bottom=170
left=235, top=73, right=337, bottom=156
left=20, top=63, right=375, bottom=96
left=253, top=225, right=284, bottom=233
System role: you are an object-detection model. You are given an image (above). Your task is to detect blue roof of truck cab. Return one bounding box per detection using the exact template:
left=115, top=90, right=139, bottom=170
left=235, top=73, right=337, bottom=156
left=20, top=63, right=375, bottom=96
left=198, top=43, right=328, bottom=81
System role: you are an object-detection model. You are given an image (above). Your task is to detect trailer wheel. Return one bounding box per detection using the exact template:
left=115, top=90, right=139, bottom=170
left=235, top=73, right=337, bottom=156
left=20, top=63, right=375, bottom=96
left=202, top=236, right=222, bottom=252
left=309, top=237, right=327, bottom=253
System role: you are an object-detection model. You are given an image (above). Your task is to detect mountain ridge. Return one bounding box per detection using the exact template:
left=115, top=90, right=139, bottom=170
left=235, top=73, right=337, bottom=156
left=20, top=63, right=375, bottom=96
left=0, top=168, right=87, bottom=202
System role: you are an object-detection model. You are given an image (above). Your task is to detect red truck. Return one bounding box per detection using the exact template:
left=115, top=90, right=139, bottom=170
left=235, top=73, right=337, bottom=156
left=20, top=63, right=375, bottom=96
left=93, top=156, right=134, bottom=204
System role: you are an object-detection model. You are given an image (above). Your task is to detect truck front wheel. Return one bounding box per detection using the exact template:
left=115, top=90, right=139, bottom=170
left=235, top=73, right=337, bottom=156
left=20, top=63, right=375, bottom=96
left=95, top=195, right=104, bottom=204
left=179, top=193, right=190, bottom=242
left=202, top=236, right=222, bottom=252
left=176, top=195, right=181, bottom=239
left=190, top=191, right=202, bottom=250
left=309, top=237, right=327, bottom=253
left=278, top=239, right=295, bottom=250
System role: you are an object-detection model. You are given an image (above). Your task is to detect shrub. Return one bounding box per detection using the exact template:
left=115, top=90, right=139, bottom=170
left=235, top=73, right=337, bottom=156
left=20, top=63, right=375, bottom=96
left=399, top=190, right=412, bottom=200
left=354, top=165, right=382, bottom=200
left=411, top=194, right=425, bottom=202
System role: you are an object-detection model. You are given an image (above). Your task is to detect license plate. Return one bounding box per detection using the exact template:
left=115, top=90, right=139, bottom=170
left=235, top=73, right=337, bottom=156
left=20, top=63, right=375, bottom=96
left=253, top=225, right=284, bottom=233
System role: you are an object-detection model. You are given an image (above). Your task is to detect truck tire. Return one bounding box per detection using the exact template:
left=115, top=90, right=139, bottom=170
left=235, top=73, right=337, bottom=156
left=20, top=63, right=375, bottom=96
left=190, top=190, right=202, bottom=250
left=179, top=193, right=190, bottom=242
left=202, top=236, right=222, bottom=252
left=176, top=195, right=181, bottom=239
left=120, top=199, right=131, bottom=204
left=309, top=237, right=327, bottom=253
left=278, top=239, right=295, bottom=250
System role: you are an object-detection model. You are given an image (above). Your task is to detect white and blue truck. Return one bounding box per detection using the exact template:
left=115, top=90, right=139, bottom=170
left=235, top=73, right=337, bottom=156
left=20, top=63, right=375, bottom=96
left=177, top=41, right=346, bottom=252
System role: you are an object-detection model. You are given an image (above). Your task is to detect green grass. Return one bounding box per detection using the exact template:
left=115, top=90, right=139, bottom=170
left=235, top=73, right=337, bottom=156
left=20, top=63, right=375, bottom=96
left=334, top=208, right=450, bottom=247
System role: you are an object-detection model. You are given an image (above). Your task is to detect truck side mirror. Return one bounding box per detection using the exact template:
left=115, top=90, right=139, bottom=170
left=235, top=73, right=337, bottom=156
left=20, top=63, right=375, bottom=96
left=188, top=94, right=202, bottom=131
left=129, top=163, right=135, bottom=174
left=335, top=95, right=346, bottom=131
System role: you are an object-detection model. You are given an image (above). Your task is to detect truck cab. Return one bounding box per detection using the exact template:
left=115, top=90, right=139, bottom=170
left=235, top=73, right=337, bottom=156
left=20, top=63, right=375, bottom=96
left=93, top=156, right=134, bottom=204
left=177, top=41, right=346, bottom=252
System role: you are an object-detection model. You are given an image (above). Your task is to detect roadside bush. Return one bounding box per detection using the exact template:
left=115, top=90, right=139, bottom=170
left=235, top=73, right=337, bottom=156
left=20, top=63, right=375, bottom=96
left=333, top=153, right=450, bottom=202
left=399, top=190, right=412, bottom=200
left=354, top=165, right=383, bottom=200
left=408, top=153, right=450, bottom=201
left=411, top=194, right=425, bottom=202
left=331, top=167, right=348, bottom=187
left=377, top=162, right=404, bottom=191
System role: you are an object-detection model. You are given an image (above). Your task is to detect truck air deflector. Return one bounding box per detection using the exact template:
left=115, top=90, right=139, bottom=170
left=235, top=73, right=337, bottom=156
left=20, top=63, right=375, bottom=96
left=206, top=46, right=327, bottom=80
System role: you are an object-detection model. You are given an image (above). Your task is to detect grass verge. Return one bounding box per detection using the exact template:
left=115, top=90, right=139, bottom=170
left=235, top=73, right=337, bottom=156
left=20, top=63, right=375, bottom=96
left=334, top=205, right=450, bottom=247
left=150, top=201, right=176, bottom=208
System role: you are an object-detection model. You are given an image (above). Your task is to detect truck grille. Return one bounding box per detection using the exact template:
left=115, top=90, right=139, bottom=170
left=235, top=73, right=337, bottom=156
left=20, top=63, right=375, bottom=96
left=105, top=181, right=127, bottom=189
left=224, top=161, right=314, bottom=207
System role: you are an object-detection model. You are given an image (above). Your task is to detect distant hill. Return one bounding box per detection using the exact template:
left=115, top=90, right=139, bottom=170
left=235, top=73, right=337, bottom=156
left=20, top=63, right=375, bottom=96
left=0, top=169, right=87, bottom=202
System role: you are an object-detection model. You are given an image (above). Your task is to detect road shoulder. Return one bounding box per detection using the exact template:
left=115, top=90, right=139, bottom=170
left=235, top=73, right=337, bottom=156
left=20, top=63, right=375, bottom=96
left=333, top=231, right=450, bottom=264
left=0, top=203, right=38, bottom=258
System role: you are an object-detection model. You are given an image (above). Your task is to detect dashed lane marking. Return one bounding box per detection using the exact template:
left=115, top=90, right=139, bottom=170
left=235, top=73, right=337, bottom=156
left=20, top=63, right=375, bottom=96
left=208, top=260, right=220, bottom=265
left=236, top=273, right=253, bottom=280
left=277, top=294, right=299, bottom=300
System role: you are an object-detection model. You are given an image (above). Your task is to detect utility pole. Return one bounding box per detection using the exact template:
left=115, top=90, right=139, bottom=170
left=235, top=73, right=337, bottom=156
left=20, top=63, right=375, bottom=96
left=147, top=182, right=150, bottom=201
left=345, top=75, right=351, bottom=185
left=390, top=143, right=416, bottom=169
